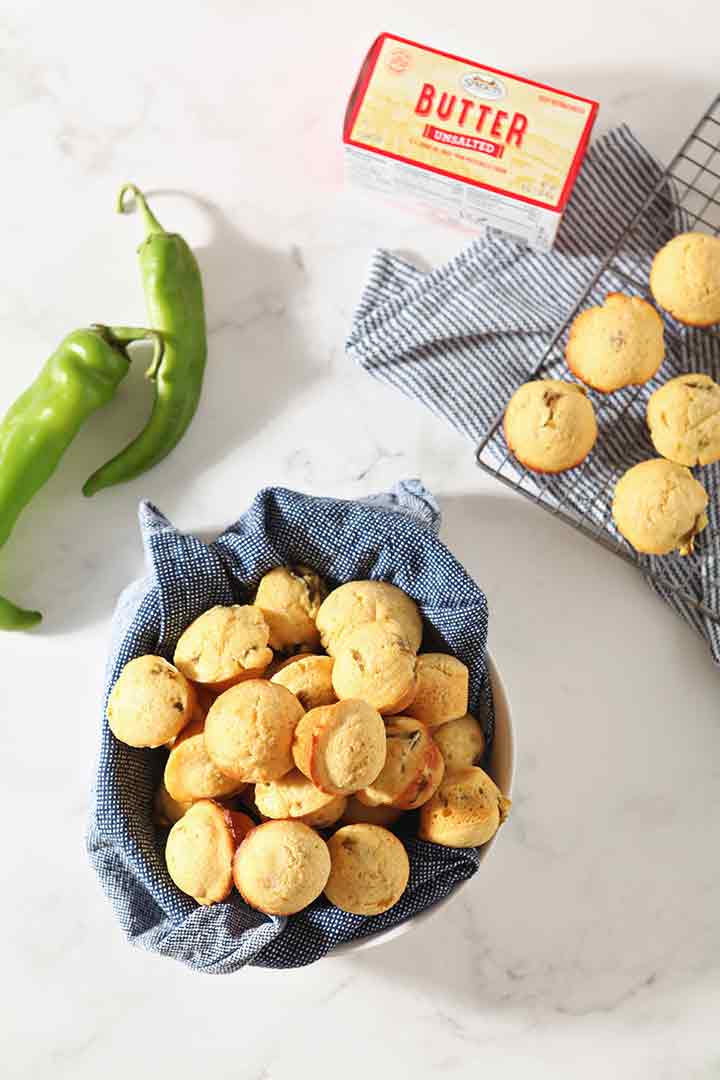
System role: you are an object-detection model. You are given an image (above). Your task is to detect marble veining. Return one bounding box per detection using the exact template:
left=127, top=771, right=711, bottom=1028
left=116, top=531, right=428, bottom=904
left=1, top=3, right=719, bottom=1079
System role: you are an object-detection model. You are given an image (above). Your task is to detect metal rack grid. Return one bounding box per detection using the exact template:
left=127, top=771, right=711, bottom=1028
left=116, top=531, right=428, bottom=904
left=475, top=94, right=720, bottom=623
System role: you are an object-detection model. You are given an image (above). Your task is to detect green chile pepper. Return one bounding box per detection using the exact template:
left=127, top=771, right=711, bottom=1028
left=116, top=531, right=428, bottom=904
left=83, top=185, right=208, bottom=496
left=0, top=325, right=163, bottom=629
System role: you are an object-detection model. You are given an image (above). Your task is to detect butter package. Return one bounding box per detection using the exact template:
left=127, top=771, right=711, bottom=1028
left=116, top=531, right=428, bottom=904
left=344, top=33, right=599, bottom=249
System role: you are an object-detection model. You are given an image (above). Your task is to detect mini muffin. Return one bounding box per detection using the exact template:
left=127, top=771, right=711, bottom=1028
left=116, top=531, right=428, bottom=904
left=503, top=379, right=597, bottom=474
left=357, top=717, right=444, bottom=810
left=332, top=621, right=418, bottom=715
left=405, top=653, right=469, bottom=727
left=341, top=797, right=404, bottom=828
left=566, top=293, right=664, bottom=392
left=647, top=374, right=720, bottom=466
left=325, top=825, right=410, bottom=916
left=205, top=680, right=304, bottom=782
left=153, top=781, right=192, bottom=827
left=292, top=699, right=386, bottom=795
left=233, top=819, right=331, bottom=915
left=164, top=717, right=245, bottom=803
left=419, top=766, right=511, bottom=847
left=433, top=713, right=486, bottom=771
left=650, top=232, right=720, bottom=327
left=174, top=605, right=273, bottom=692
left=316, top=580, right=423, bottom=655
left=612, top=458, right=709, bottom=556
left=254, top=770, right=347, bottom=828
left=165, top=799, right=253, bottom=905
left=254, top=566, right=327, bottom=652
left=271, top=655, right=337, bottom=710
left=107, top=655, right=196, bottom=749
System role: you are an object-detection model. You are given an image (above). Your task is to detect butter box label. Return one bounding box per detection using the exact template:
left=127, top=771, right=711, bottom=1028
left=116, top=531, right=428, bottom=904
left=343, top=33, right=598, bottom=249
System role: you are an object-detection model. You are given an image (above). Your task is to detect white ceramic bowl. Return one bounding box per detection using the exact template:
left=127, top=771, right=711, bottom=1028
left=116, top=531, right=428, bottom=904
left=330, top=651, right=514, bottom=957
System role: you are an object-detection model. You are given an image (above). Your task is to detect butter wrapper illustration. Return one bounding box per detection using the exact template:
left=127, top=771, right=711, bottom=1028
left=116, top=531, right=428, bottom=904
left=344, top=33, right=599, bottom=249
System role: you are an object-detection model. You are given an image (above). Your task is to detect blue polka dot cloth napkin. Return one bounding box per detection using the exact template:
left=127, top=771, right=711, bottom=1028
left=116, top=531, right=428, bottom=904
left=87, top=481, right=494, bottom=972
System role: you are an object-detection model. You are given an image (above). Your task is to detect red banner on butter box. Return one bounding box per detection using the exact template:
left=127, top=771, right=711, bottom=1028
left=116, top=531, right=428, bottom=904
left=422, top=125, right=505, bottom=158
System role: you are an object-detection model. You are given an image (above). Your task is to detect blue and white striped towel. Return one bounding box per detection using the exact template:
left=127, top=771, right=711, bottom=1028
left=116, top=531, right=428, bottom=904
left=87, top=482, right=495, bottom=971
left=347, top=125, right=720, bottom=664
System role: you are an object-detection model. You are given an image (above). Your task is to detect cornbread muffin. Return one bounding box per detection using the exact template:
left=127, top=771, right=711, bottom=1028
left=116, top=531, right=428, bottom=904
left=324, top=825, right=410, bottom=916
left=174, top=605, right=273, bottom=692
left=254, top=769, right=347, bottom=828
left=153, top=781, right=192, bottom=827
left=107, top=655, right=196, bottom=749
left=612, top=458, right=709, bottom=556
left=332, top=621, right=418, bottom=715
left=164, top=717, right=245, bottom=803
left=165, top=799, right=245, bottom=905
left=433, top=713, right=486, bottom=771
left=357, top=717, right=444, bottom=810
left=316, top=580, right=423, bottom=655
left=650, top=232, right=720, bottom=327
left=503, top=379, right=597, bottom=473
left=566, top=293, right=665, bottom=392
left=205, top=680, right=304, bottom=781
left=292, top=699, right=386, bottom=795
left=419, top=766, right=511, bottom=847
left=647, top=374, right=720, bottom=466
left=233, top=819, right=331, bottom=915
left=254, top=566, right=326, bottom=652
left=271, top=654, right=337, bottom=710
left=405, top=653, right=469, bottom=727
left=341, top=797, right=404, bottom=828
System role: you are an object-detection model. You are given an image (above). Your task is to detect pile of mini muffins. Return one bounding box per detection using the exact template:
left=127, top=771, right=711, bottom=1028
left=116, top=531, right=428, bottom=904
left=503, top=231, right=720, bottom=558
left=106, top=570, right=510, bottom=917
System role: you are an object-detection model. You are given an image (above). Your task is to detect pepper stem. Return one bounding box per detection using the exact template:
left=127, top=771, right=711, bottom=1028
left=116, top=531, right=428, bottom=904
left=116, top=183, right=165, bottom=236
left=91, top=325, right=165, bottom=379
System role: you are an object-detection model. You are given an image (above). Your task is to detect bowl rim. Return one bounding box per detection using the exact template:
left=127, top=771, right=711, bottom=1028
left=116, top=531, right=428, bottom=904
left=328, top=649, right=514, bottom=958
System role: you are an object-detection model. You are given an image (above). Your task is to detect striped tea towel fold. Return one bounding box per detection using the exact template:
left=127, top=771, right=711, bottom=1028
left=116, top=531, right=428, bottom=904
left=87, top=481, right=495, bottom=972
left=347, top=125, right=720, bottom=664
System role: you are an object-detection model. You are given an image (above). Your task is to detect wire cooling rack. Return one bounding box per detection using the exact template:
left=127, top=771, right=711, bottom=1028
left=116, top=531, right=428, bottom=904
left=475, top=94, right=720, bottom=623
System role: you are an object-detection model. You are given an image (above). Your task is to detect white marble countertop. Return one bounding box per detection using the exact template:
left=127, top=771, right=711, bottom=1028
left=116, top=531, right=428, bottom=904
left=2, top=2, right=719, bottom=1077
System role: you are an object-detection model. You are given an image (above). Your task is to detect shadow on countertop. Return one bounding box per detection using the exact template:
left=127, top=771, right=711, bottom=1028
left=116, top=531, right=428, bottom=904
left=345, top=491, right=720, bottom=1016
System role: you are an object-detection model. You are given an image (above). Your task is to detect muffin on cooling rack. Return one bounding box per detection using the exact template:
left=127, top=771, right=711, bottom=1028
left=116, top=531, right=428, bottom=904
left=650, top=232, right=720, bottom=327
left=647, top=374, right=720, bottom=466
left=612, top=458, right=709, bottom=556
left=503, top=378, right=597, bottom=473
left=566, top=293, right=665, bottom=393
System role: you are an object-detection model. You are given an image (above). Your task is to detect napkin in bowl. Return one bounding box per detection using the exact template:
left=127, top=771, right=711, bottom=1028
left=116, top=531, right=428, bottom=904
left=87, top=481, right=495, bottom=971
